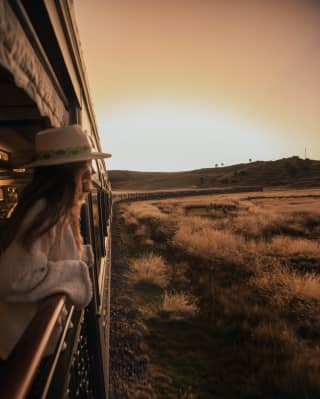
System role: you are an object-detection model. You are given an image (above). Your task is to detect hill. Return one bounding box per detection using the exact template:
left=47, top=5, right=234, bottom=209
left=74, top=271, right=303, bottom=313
left=109, top=157, right=320, bottom=191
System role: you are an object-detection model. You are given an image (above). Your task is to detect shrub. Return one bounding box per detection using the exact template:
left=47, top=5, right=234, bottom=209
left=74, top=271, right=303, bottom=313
left=161, top=291, right=197, bottom=316
left=260, top=236, right=320, bottom=258
left=122, top=202, right=167, bottom=225
left=172, top=217, right=246, bottom=265
left=131, top=253, right=169, bottom=288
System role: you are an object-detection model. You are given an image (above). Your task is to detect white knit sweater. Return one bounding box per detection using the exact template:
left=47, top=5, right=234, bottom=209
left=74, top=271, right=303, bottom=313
left=0, top=199, right=93, bottom=359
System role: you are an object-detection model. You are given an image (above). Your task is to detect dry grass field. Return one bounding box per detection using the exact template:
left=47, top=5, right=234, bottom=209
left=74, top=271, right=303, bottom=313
left=118, top=189, right=320, bottom=399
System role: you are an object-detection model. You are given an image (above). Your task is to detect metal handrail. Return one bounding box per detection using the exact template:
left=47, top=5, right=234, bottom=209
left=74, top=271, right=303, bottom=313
left=0, top=294, right=66, bottom=399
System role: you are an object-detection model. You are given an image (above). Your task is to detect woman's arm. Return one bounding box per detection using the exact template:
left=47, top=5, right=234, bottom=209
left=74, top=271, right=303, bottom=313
left=4, top=257, right=92, bottom=308
left=0, top=216, right=92, bottom=308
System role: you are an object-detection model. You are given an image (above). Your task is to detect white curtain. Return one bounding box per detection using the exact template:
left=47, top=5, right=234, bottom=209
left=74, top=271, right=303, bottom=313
left=0, top=0, right=68, bottom=127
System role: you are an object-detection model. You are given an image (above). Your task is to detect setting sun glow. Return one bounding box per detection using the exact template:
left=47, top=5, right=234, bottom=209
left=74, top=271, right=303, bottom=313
left=100, top=100, right=291, bottom=171
left=75, top=0, right=320, bottom=170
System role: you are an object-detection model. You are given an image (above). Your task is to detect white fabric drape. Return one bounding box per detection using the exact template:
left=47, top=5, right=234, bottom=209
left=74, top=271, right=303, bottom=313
left=0, top=0, right=68, bottom=127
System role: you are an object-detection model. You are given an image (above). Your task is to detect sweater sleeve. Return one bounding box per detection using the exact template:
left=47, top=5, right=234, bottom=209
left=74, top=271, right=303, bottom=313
left=0, top=203, right=92, bottom=308
left=0, top=235, right=92, bottom=308
left=81, top=244, right=94, bottom=268
left=5, top=258, right=93, bottom=308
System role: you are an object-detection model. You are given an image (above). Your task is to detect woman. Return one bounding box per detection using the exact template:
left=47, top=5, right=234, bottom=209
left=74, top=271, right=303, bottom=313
left=0, top=125, right=111, bottom=359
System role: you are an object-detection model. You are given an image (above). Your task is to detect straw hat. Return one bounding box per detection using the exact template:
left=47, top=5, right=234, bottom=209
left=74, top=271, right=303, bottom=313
left=25, top=125, right=111, bottom=167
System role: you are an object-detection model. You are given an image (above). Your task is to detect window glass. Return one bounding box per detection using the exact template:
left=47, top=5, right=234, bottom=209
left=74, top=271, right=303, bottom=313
left=91, top=191, right=102, bottom=268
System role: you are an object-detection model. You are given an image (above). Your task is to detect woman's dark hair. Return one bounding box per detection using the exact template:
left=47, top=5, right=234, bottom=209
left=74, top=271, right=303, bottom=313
left=2, top=161, right=88, bottom=252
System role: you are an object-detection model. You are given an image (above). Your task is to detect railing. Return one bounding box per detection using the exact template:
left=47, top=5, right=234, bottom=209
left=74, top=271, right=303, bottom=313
left=0, top=191, right=112, bottom=399
left=0, top=294, right=66, bottom=399
left=0, top=267, right=110, bottom=399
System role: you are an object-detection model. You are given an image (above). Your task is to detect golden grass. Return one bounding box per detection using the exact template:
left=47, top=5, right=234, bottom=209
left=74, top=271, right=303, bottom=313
left=161, top=291, right=197, bottom=316
left=252, top=267, right=320, bottom=302
left=260, top=236, right=320, bottom=258
left=122, top=202, right=167, bottom=225
left=131, top=253, right=169, bottom=288
left=172, top=216, right=247, bottom=264
left=122, top=189, right=320, bottom=397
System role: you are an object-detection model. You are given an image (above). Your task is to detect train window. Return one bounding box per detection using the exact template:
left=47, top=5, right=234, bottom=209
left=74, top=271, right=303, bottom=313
left=101, top=191, right=109, bottom=236
left=98, top=191, right=107, bottom=248
left=91, top=190, right=103, bottom=271
left=100, top=192, right=106, bottom=236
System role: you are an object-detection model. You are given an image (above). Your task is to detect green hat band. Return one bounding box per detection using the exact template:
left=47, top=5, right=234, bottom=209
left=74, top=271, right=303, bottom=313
left=38, top=145, right=91, bottom=160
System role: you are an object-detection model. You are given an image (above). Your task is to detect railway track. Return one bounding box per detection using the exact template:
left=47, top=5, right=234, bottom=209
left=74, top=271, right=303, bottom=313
left=113, top=185, right=263, bottom=203
left=109, top=205, right=152, bottom=399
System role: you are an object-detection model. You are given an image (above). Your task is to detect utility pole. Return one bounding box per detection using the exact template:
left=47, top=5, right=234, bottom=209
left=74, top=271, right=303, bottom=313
left=304, top=147, right=307, bottom=160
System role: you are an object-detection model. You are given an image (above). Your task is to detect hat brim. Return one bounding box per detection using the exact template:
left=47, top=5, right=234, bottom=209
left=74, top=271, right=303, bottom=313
left=24, top=151, right=112, bottom=168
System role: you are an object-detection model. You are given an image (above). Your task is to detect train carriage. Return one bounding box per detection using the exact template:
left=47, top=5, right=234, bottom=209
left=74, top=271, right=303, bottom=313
left=0, top=1, right=112, bottom=398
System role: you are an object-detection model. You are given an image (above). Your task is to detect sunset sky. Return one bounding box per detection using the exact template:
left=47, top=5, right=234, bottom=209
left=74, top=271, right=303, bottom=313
left=74, top=0, right=320, bottom=171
